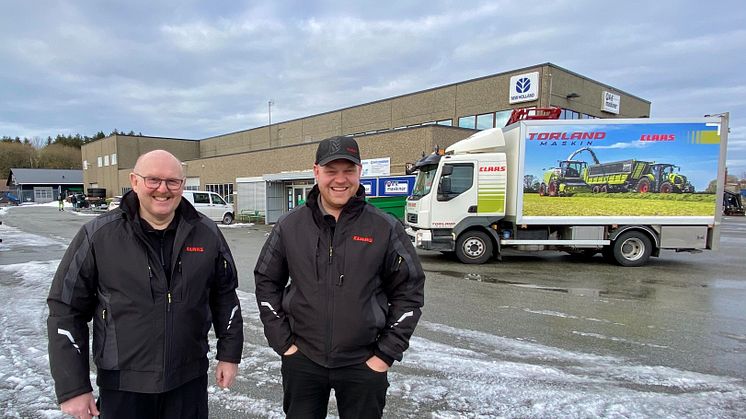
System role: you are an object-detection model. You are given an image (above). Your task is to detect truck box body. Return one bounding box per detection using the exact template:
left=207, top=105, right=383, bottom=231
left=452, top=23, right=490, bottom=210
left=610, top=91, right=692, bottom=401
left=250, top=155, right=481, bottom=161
left=514, top=118, right=722, bottom=225
left=406, top=116, right=727, bottom=266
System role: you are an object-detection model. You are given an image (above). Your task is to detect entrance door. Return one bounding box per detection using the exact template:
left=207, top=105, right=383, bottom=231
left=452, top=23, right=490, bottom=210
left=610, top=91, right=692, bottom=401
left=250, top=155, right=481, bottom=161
left=293, top=187, right=307, bottom=208
left=287, top=184, right=313, bottom=211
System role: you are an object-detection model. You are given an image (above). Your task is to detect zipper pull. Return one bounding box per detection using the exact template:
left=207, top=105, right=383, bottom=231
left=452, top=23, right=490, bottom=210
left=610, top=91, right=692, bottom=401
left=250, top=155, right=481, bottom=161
left=328, top=245, right=333, bottom=264
left=178, top=260, right=182, bottom=273
left=167, top=292, right=172, bottom=312
left=148, top=265, right=153, bottom=278
left=337, top=274, right=344, bottom=286
left=102, top=309, right=106, bottom=320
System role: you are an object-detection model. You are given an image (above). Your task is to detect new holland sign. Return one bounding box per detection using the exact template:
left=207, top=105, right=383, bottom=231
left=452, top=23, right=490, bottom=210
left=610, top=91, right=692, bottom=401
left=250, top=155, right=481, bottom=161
left=509, top=72, right=539, bottom=104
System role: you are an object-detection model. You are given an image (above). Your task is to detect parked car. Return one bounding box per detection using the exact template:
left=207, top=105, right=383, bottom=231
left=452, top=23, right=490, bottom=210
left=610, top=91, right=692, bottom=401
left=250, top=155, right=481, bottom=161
left=107, top=196, right=122, bottom=211
left=181, top=190, right=234, bottom=224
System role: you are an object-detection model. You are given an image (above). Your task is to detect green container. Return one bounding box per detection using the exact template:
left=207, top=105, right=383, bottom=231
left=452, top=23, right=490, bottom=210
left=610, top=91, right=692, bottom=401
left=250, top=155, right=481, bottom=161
left=366, top=195, right=407, bottom=221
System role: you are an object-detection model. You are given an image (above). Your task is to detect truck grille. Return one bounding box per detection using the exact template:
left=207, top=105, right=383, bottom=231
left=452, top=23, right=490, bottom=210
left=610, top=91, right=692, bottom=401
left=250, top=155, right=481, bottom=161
left=407, top=213, right=418, bottom=224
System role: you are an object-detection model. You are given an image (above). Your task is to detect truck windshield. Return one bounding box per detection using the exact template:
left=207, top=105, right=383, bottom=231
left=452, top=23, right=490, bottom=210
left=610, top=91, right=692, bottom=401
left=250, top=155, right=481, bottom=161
left=411, top=165, right=438, bottom=199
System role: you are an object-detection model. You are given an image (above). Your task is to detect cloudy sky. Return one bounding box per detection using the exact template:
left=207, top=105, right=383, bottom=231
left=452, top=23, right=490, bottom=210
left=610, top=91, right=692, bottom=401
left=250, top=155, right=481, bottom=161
left=1, top=0, right=744, bottom=175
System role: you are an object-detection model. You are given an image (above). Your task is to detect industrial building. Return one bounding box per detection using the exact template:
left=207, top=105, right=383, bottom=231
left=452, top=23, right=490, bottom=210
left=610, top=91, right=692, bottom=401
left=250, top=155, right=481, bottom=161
left=81, top=63, right=651, bottom=222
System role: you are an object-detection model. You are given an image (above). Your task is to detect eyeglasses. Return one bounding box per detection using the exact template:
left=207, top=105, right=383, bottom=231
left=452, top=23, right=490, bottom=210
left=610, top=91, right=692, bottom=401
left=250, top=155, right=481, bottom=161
left=133, top=173, right=185, bottom=191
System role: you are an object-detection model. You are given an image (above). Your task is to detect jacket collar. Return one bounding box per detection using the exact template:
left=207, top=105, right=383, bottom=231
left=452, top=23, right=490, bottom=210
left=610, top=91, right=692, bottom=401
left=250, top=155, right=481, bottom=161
left=305, top=184, right=366, bottom=226
left=120, top=190, right=201, bottom=225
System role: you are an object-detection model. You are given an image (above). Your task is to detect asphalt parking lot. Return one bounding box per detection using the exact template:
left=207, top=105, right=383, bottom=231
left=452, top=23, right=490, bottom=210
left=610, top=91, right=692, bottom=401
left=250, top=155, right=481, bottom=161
left=2, top=206, right=745, bottom=417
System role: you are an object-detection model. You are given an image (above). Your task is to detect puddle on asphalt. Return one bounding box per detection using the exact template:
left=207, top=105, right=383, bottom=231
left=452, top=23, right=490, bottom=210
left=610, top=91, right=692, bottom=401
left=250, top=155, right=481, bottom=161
left=434, top=270, right=655, bottom=300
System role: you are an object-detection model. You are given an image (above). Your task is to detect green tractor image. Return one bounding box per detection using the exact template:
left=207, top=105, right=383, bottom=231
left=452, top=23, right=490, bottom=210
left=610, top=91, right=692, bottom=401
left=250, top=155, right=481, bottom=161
left=539, top=147, right=694, bottom=196
left=538, top=147, right=597, bottom=196
left=635, top=163, right=694, bottom=193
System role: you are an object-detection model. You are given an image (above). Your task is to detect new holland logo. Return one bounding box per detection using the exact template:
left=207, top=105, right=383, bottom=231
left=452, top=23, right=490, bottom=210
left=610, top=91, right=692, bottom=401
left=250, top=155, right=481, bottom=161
left=509, top=72, right=538, bottom=104
left=515, top=78, right=531, bottom=93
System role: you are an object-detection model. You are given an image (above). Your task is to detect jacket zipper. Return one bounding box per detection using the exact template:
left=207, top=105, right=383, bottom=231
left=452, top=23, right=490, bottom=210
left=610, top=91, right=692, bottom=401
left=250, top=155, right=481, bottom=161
left=325, top=227, right=334, bottom=365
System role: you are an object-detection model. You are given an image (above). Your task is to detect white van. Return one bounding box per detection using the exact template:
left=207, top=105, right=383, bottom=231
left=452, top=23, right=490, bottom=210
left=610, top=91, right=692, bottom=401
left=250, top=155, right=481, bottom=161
left=182, top=191, right=234, bottom=224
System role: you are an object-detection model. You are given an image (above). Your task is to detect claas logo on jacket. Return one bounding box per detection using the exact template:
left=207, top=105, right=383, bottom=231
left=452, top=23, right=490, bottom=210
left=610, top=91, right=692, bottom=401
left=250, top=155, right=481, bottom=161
left=352, top=235, right=373, bottom=244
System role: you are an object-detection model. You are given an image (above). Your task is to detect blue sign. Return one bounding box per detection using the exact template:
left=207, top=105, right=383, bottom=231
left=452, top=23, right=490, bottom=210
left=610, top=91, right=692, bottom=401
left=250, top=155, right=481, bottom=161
left=377, top=176, right=415, bottom=197
left=359, top=179, right=377, bottom=196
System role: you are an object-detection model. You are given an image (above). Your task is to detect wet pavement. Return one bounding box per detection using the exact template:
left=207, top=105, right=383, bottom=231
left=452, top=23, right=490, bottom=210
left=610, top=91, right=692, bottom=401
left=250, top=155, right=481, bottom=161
left=1, top=206, right=745, bottom=417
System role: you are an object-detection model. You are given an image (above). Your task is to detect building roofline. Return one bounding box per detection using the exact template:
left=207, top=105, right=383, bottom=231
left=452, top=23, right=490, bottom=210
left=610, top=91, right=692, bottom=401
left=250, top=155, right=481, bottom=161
left=190, top=125, right=476, bottom=163
left=545, top=63, right=650, bottom=104
left=83, top=133, right=198, bottom=146
left=201, top=62, right=649, bottom=140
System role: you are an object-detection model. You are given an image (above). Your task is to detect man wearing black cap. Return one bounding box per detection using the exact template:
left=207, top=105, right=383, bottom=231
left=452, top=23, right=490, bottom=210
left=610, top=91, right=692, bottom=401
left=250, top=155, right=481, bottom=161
left=255, top=136, right=425, bottom=418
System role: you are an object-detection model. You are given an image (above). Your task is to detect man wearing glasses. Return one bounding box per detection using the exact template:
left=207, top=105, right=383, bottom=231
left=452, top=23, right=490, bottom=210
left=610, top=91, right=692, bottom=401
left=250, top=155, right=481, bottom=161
left=47, top=150, right=243, bottom=419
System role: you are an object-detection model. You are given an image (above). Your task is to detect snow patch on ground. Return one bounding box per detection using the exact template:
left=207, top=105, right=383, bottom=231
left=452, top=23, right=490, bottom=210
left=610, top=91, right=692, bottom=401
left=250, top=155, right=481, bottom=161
left=1, top=228, right=745, bottom=418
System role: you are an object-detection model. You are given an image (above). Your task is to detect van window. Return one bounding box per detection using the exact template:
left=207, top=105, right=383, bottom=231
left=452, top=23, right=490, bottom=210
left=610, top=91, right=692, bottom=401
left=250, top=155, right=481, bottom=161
left=211, top=194, right=226, bottom=205
left=193, top=192, right=210, bottom=204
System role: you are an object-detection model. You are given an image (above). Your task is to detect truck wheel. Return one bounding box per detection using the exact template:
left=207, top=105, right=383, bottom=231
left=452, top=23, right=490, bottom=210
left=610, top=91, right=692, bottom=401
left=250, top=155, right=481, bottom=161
left=456, top=231, right=493, bottom=264
left=538, top=183, right=547, bottom=196
left=222, top=213, right=234, bottom=225
left=659, top=182, right=673, bottom=193
left=612, top=231, right=652, bottom=267
left=548, top=181, right=558, bottom=197
left=600, top=184, right=608, bottom=193
left=592, top=185, right=600, bottom=193
left=635, top=178, right=650, bottom=193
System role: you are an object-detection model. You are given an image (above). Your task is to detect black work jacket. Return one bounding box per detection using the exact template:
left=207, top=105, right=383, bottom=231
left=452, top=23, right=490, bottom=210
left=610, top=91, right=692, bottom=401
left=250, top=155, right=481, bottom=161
left=47, top=191, right=243, bottom=403
left=254, top=185, right=425, bottom=368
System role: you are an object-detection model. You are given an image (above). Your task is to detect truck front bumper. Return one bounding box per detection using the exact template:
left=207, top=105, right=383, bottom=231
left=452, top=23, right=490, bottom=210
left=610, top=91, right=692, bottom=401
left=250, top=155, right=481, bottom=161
left=406, top=227, right=455, bottom=252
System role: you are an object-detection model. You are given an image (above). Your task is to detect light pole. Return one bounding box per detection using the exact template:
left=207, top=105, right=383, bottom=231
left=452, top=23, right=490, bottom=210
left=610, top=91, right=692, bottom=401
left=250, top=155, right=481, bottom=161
left=268, top=100, right=274, bottom=146
left=268, top=100, right=274, bottom=126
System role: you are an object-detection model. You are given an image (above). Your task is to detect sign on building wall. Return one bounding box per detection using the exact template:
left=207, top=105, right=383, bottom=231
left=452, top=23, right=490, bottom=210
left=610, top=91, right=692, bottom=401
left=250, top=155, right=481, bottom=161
left=360, top=179, right=378, bottom=196
left=509, top=72, right=540, bottom=104
left=378, top=176, right=414, bottom=196
left=360, top=176, right=415, bottom=197
left=602, top=91, right=621, bottom=114
left=362, top=157, right=390, bottom=177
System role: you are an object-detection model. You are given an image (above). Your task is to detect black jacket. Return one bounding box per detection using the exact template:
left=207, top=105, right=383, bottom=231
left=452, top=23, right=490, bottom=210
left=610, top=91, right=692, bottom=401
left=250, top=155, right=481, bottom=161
left=254, top=185, right=425, bottom=368
left=47, top=191, right=243, bottom=403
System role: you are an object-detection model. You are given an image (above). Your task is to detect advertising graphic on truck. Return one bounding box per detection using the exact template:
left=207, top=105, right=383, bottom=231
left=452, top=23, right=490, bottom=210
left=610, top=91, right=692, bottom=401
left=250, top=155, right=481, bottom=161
left=527, top=122, right=719, bottom=217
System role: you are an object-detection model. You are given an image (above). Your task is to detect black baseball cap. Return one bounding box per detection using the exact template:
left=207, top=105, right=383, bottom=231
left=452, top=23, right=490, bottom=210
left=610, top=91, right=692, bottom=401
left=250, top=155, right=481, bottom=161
left=315, top=136, right=361, bottom=166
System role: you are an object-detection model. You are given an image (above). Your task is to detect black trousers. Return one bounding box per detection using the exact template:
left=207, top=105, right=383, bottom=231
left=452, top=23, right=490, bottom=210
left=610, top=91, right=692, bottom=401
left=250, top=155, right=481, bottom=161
left=281, top=351, right=389, bottom=419
left=98, top=374, right=208, bottom=419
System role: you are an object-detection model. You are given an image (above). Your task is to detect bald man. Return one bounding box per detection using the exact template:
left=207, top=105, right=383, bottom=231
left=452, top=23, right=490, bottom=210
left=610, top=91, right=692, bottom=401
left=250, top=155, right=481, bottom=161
left=47, top=150, right=243, bottom=419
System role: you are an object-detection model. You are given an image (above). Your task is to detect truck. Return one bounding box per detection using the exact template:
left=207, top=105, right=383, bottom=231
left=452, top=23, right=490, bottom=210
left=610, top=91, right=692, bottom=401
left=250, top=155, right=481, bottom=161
left=405, top=113, right=728, bottom=267
left=723, top=190, right=745, bottom=216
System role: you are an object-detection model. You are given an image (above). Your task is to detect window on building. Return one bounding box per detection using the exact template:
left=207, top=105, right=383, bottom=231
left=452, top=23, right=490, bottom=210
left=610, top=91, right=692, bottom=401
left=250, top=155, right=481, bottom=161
left=561, top=109, right=580, bottom=120
left=97, top=157, right=102, bottom=167
left=494, top=110, right=512, bottom=128
left=205, top=183, right=234, bottom=199
left=476, top=113, right=494, bottom=130
left=83, top=160, right=88, bottom=170
left=458, top=115, right=476, bottom=129
left=104, top=155, right=109, bottom=166
left=436, top=119, right=453, bottom=126
left=111, top=153, right=117, bottom=165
